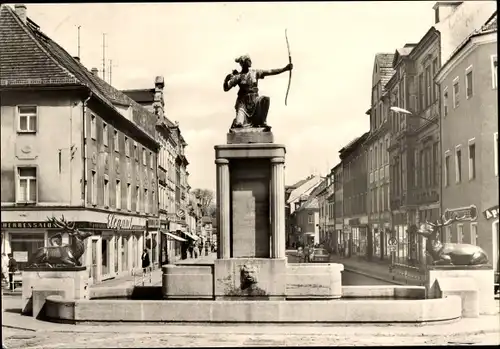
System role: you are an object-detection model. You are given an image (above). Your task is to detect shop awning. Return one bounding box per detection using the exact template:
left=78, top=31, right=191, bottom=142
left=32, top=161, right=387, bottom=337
left=161, top=230, right=187, bottom=242
left=181, top=230, right=199, bottom=241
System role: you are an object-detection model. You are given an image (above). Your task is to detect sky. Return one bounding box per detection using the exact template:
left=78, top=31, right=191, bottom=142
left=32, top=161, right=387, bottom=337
left=23, top=2, right=436, bottom=191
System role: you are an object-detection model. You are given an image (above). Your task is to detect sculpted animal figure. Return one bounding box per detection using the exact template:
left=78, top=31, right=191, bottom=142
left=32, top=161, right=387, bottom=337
left=417, top=215, right=488, bottom=266
left=27, top=216, right=93, bottom=268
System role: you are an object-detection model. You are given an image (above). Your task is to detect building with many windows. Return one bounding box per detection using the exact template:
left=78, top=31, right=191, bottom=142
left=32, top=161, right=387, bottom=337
left=366, top=53, right=395, bottom=262
left=436, top=12, right=498, bottom=273
left=339, top=133, right=369, bottom=258
left=0, top=4, right=159, bottom=283
left=332, top=163, right=343, bottom=250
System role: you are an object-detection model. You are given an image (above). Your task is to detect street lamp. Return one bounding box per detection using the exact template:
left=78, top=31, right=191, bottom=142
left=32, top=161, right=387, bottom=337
left=390, top=106, right=438, bottom=125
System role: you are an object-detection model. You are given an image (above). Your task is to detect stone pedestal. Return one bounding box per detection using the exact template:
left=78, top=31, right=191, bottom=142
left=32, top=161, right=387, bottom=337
left=426, top=265, right=496, bottom=315
left=22, top=267, right=89, bottom=315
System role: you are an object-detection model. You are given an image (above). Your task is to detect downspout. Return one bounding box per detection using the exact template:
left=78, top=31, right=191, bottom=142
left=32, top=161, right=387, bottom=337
left=82, top=92, right=92, bottom=206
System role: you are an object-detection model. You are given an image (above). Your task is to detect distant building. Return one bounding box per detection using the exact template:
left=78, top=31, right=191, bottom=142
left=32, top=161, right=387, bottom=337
left=294, top=181, right=325, bottom=246
left=339, top=133, right=369, bottom=258
left=332, top=163, right=343, bottom=249
left=366, top=53, right=395, bottom=261
left=0, top=5, right=159, bottom=282
left=436, top=12, right=498, bottom=272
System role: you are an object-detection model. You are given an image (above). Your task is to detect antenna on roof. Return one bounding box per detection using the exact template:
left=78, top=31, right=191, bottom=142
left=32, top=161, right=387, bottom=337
left=109, top=59, right=119, bottom=85
left=102, top=33, right=107, bottom=81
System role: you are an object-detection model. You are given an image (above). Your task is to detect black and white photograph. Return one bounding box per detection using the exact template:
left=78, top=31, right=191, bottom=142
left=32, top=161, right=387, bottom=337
left=1, top=1, right=499, bottom=347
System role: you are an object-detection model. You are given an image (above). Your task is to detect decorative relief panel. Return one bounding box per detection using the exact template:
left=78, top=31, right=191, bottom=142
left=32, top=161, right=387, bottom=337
left=15, top=143, right=38, bottom=160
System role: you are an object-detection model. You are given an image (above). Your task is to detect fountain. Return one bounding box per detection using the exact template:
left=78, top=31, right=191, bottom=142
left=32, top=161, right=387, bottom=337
left=35, top=55, right=495, bottom=324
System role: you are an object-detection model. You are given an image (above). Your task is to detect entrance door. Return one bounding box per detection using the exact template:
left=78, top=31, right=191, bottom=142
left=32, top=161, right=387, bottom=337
left=91, top=239, right=98, bottom=283
left=493, top=220, right=499, bottom=273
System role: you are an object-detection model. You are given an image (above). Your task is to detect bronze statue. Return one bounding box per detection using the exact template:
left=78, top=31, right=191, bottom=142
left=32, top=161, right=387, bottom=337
left=416, top=215, right=488, bottom=266
left=223, top=54, right=293, bottom=132
left=27, top=216, right=92, bottom=268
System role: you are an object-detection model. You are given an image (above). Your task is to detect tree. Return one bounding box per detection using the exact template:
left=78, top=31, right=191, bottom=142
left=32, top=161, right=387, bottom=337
left=192, top=188, right=215, bottom=216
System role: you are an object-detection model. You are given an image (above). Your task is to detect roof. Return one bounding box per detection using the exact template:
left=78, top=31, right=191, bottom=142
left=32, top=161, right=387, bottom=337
left=122, top=89, right=155, bottom=104
left=392, top=44, right=416, bottom=67
left=298, top=196, right=319, bottom=211
left=439, top=11, right=497, bottom=76
left=0, top=5, right=157, bottom=141
left=339, top=132, right=369, bottom=158
left=375, top=53, right=395, bottom=89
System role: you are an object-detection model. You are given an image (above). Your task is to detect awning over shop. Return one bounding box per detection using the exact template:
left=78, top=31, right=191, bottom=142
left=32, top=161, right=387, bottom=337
left=161, top=230, right=187, bottom=242
left=181, top=230, right=199, bottom=241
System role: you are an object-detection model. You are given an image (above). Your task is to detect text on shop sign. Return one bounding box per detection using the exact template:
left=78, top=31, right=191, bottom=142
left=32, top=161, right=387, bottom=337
left=483, top=205, right=499, bottom=220
left=107, top=214, right=143, bottom=230
left=1, top=221, right=57, bottom=229
left=443, top=205, right=478, bottom=221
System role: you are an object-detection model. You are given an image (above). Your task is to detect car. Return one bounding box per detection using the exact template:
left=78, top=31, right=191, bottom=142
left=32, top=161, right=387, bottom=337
left=309, top=248, right=330, bottom=263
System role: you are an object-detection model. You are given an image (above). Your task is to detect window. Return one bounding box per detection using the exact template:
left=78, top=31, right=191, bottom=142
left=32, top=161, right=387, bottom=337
left=470, top=223, right=477, bottom=245
left=418, top=73, right=424, bottom=112
left=443, top=88, right=449, bottom=117
left=455, top=147, right=462, bottom=183
left=444, top=152, right=450, bottom=187
left=453, top=78, right=459, bottom=108
left=420, top=150, right=425, bottom=188
left=492, top=55, right=497, bottom=89
left=432, top=58, right=438, bottom=101
left=90, top=114, right=97, bottom=139
left=116, top=180, right=121, bottom=209
left=457, top=224, right=464, bottom=243
left=414, top=150, right=419, bottom=188
left=465, top=66, right=473, bottom=99
left=468, top=141, right=476, bottom=181
left=125, top=137, right=130, bottom=157
left=425, top=65, right=431, bottom=107
left=495, top=132, right=499, bottom=177
left=445, top=226, right=452, bottom=243
left=152, top=191, right=155, bottom=212
left=308, top=214, right=314, bottom=224
left=150, top=152, right=153, bottom=169
left=136, top=186, right=140, bottom=212
left=381, top=187, right=385, bottom=211
left=374, top=146, right=378, bottom=169
left=104, top=178, right=109, bottom=207
left=134, top=143, right=138, bottom=161
left=17, top=167, right=37, bottom=203
left=114, top=130, right=119, bottom=152
left=18, top=106, right=37, bottom=133
left=91, top=170, right=97, bottom=205
left=126, top=183, right=131, bottom=210
left=103, top=122, right=108, bottom=146
left=144, top=189, right=149, bottom=214
left=142, top=149, right=146, bottom=165
left=433, top=142, right=439, bottom=186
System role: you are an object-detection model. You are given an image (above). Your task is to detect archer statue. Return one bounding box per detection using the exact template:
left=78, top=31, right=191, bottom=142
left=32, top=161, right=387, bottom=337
left=223, top=54, right=293, bottom=132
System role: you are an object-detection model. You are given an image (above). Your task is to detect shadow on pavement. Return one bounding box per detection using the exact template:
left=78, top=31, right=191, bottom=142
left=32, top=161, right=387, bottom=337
left=3, top=308, right=22, bottom=314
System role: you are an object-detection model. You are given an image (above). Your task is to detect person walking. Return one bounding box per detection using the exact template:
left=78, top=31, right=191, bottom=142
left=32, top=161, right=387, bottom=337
left=141, top=249, right=150, bottom=275
left=8, top=254, right=18, bottom=291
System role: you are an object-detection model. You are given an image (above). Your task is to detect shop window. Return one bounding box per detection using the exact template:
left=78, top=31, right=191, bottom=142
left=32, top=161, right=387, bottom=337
left=18, top=106, right=37, bottom=133
left=457, top=224, right=464, bottom=243
left=10, top=232, right=44, bottom=270
left=101, top=237, right=109, bottom=276
left=17, top=167, right=37, bottom=203
left=114, top=236, right=119, bottom=273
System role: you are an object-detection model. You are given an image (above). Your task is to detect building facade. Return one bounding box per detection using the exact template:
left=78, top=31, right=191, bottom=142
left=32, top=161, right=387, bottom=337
left=339, top=133, right=369, bottom=258
left=436, top=13, right=498, bottom=273
left=366, top=53, right=395, bottom=262
left=332, top=163, right=343, bottom=250
left=0, top=4, right=159, bottom=283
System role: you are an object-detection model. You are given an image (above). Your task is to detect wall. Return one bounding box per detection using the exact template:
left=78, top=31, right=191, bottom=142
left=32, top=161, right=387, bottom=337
left=0, top=90, right=84, bottom=206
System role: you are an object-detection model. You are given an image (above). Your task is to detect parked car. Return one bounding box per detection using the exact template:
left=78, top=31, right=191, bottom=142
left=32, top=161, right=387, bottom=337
left=309, top=248, right=330, bottom=263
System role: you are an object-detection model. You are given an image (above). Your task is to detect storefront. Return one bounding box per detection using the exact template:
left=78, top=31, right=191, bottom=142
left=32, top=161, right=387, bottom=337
left=348, top=217, right=369, bottom=258
left=1, top=209, right=148, bottom=284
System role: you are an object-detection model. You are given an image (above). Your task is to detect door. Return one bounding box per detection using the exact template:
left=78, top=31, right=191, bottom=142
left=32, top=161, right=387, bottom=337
left=91, top=239, right=98, bottom=283
left=493, top=220, right=499, bottom=274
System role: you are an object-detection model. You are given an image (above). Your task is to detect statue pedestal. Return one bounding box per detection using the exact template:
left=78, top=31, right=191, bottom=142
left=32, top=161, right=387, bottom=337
left=227, top=128, right=274, bottom=144
left=426, top=265, right=496, bottom=315
left=22, top=266, right=89, bottom=315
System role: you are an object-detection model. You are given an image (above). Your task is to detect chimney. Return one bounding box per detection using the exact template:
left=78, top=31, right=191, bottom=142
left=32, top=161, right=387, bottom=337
left=14, top=4, right=27, bottom=24
left=91, top=68, right=99, bottom=76
left=433, top=2, right=463, bottom=24
left=153, top=76, right=165, bottom=120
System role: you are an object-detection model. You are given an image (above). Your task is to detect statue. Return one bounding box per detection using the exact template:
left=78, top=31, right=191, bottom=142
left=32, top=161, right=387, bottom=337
left=223, top=54, right=293, bottom=132
left=416, top=215, right=488, bottom=266
left=27, top=216, right=92, bottom=268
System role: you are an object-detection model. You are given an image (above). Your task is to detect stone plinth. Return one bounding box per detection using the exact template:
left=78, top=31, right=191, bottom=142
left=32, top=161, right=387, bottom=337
left=22, top=267, right=89, bottom=315
left=32, top=289, right=67, bottom=319
left=434, top=277, right=479, bottom=318
left=227, top=129, right=274, bottom=144
left=426, top=265, right=496, bottom=315
left=214, top=258, right=287, bottom=299
left=162, top=265, right=213, bottom=299
left=286, top=263, right=343, bottom=299
left=214, top=143, right=286, bottom=260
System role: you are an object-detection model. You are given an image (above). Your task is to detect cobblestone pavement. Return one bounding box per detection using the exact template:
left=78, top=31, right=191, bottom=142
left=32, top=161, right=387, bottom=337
left=2, top=327, right=499, bottom=348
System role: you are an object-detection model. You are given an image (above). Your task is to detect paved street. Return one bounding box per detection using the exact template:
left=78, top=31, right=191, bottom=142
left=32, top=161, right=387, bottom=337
left=3, top=324, right=500, bottom=348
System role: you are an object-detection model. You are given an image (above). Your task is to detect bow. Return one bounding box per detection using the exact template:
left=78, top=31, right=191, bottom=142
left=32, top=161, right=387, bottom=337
left=285, top=28, right=292, bottom=106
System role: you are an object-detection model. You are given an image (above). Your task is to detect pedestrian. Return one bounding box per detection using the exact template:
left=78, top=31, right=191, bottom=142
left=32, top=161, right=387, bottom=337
left=297, top=246, right=305, bottom=263
left=141, top=249, right=150, bottom=275
left=1, top=252, right=9, bottom=286
left=304, top=245, right=310, bottom=263
left=205, top=241, right=209, bottom=256
left=8, top=254, right=18, bottom=291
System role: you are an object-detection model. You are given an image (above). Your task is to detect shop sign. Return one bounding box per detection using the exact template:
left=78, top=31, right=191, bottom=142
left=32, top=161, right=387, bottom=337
left=443, top=205, right=478, bottom=222
left=483, top=205, right=499, bottom=220
left=107, top=214, right=144, bottom=231
left=1, top=221, right=58, bottom=229
left=147, top=218, right=160, bottom=229
left=13, top=251, right=28, bottom=262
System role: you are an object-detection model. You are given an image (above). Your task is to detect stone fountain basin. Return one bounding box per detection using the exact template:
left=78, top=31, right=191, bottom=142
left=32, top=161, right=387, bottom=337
left=43, top=285, right=462, bottom=324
